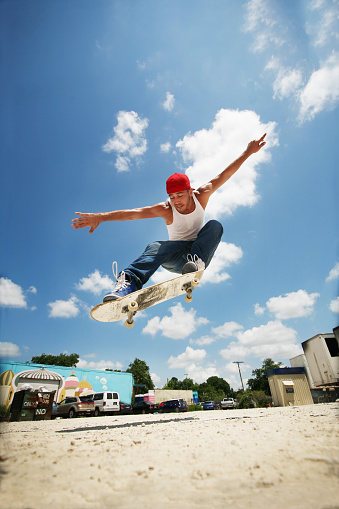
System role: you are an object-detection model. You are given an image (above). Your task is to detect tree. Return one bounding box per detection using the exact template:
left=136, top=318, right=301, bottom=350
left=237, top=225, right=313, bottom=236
left=31, top=353, right=79, bottom=367
left=163, top=377, right=199, bottom=391
left=247, top=358, right=283, bottom=395
left=197, top=376, right=231, bottom=402
left=126, top=358, right=154, bottom=393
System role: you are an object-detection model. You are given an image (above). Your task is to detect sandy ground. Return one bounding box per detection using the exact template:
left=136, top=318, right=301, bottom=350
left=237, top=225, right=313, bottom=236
left=1, top=403, right=338, bottom=509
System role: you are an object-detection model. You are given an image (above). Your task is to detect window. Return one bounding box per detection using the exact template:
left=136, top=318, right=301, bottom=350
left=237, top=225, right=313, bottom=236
left=325, top=337, right=339, bottom=357
left=107, top=393, right=112, bottom=399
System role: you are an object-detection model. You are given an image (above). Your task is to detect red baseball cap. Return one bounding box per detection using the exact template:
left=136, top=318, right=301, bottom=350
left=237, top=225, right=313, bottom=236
left=166, top=173, right=192, bottom=194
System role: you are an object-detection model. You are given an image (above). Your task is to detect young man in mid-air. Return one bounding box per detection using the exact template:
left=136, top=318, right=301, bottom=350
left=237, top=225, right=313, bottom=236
left=72, top=134, right=266, bottom=302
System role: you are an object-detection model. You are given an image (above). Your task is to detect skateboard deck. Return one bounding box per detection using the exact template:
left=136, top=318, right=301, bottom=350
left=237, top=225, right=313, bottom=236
left=90, top=269, right=204, bottom=328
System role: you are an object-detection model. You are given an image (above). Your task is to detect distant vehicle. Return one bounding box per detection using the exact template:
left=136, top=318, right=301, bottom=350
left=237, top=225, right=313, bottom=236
left=158, top=399, right=189, bottom=413
left=56, top=396, right=94, bottom=418
left=132, top=401, right=158, bottom=414
left=93, top=391, right=120, bottom=416
left=203, top=401, right=215, bottom=410
left=119, top=402, right=132, bottom=414
left=220, top=398, right=239, bottom=409
left=51, top=401, right=58, bottom=419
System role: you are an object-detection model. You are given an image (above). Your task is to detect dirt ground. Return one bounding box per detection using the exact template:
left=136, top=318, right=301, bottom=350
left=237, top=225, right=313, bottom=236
left=1, top=403, right=338, bottom=509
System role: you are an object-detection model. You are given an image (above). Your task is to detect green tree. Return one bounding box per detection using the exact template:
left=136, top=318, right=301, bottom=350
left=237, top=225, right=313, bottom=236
left=247, top=358, right=283, bottom=395
left=31, top=353, right=79, bottom=367
left=126, top=358, right=154, bottom=394
left=197, top=376, right=231, bottom=402
left=163, top=377, right=199, bottom=391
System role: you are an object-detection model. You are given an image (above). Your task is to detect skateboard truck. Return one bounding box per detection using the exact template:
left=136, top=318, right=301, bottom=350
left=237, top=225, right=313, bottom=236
left=125, top=300, right=138, bottom=328
left=183, top=277, right=200, bottom=302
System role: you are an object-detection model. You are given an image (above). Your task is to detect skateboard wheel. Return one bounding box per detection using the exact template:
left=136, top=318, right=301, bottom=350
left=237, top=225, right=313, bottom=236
left=125, top=319, right=135, bottom=328
left=128, top=301, right=138, bottom=312
left=185, top=294, right=193, bottom=303
left=192, top=278, right=199, bottom=287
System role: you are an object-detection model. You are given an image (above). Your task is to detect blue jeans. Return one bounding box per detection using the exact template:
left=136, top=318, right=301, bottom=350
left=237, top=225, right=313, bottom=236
left=124, top=220, right=223, bottom=289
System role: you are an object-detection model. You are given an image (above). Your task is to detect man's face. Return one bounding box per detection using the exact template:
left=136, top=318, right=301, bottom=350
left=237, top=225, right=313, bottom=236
left=168, top=189, right=193, bottom=213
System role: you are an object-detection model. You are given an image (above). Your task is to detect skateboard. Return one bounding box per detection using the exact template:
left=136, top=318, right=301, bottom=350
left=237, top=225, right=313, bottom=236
left=90, top=269, right=204, bottom=328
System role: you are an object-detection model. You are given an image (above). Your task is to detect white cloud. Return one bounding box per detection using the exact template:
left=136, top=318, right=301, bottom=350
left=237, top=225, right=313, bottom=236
left=326, top=261, right=339, bottom=282
left=176, top=108, right=278, bottom=219
left=162, top=92, right=175, bottom=112
left=151, top=372, right=161, bottom=386
left=48, top=296, right=80, bottom=318
left=160, top=142, right=171, bottom=153
left=167, top=346, right=206, bottom=369
left=254, top=303, right=265, bottom=315
left=266, top=290, right=320, bottom=319
left=142, top=302, right=208, bottom=339
left=77, top=358, right=123, bottom=371
left=0, top=277, right=27, bottom=308
left=220, top=320, right=302, bottom=361
left=298, top=52, right=339, bottom=123
left=330, top=296, right=339, bottom=314
left=212, top=321, right=244, bottom=338
left=102, top=110, right=149, bottom=172
left=75, top=270, right=113, bottom=295
left=306, top=1, right=339, bottom=47
left=185, top=363, right=220, bottom=384
left=0, top=341, right=21, bottom=357
left=201, top=242, right=243, bottom=284
left=189, top=335, right=216, bottom=346
left=243, top=0, right=286, bottom=53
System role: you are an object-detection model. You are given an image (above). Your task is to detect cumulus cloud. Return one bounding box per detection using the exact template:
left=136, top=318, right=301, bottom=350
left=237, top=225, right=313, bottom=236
left=48, top=296, right=80, bottom=318
left=254, top=303, right=265, bottom=315
left=265, top=58, right=304, bottom=99
left=142, top=302, right=208, bottom=339
left=298, top=52, right=339, bottom=123
left=330, top=296, right=339, bottom=314
left=176, top=108, right=278, bottom=219
left=77, top=358, right=123, bottom=371
left=266, top=290, right=320, bottom=319
left=0, top=277, right=27, bottom=308
left=189, top=335, right=216, bottom=346
left=160, top=142, right=171, bottom=153
left=220, top=320, right=302, bottom=361
left=0, top=341, right=21, bottom=357
left=326, top=261, right=339, bottom=282
left=75, top=270, right=113, bottom=295
left=211, top=321, right=244, bottom=338
left=162, top=92, right=175, bottom=112
left=102, top=110, right=149, bottom=172
left=167, top=346, right=206, bottom=369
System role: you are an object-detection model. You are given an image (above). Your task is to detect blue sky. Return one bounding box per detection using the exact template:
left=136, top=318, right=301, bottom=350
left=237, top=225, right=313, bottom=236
left=1, top=0, right=338, bottom=390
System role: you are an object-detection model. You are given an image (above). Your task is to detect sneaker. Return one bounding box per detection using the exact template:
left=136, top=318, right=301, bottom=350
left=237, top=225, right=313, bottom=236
left=103, top=263, right=137, bottom=302
left=182, top=254, right=205, bottom=275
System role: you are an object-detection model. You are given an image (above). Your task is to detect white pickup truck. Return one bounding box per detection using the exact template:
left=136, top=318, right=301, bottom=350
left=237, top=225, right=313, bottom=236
left=220, top=398, right=239, bottom=409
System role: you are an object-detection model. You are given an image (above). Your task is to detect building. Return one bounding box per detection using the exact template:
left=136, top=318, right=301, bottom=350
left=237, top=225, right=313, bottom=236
left=0, top=361, right=134, bottom=408
left=267, top=367, right=314, bottom=407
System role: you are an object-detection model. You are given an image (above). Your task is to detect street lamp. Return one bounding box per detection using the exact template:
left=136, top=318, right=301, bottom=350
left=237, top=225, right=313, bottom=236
left=233, top=361, right=245, bottom=391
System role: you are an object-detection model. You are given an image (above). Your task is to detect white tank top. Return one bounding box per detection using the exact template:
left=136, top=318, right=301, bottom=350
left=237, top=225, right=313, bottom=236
left=166, top=193, right=205, bottom=241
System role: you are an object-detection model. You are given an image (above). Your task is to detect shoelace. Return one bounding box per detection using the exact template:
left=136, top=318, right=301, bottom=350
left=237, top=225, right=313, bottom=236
left=112, top=261, right=130, bottom=290
left=186, top=254, right=205, bottom=269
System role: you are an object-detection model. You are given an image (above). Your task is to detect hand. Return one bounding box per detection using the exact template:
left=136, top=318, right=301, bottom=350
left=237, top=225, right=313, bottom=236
left=72, top=212, right=100, bottom=234
left=246, top=133, right=267, bottom=154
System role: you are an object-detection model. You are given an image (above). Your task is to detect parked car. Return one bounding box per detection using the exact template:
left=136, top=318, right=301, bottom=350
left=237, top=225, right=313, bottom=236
left=119, top=402, right=132, bottom=414
left=203, top=401, right=215, bottom=410
left=51, top=401, right=58, bottom=419
left=56, top=395, right=94, bottom=418
left=220, top=398, right=239, bottom=409
left=93, top=391, right=120, bottom=416
left=132, top=401, right=158, bottom=414
left=158, top=399, right=189, bottom=413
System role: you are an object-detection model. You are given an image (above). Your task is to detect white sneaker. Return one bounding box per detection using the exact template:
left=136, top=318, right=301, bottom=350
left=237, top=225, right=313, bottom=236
left=182, top=254, right=205, bottom=274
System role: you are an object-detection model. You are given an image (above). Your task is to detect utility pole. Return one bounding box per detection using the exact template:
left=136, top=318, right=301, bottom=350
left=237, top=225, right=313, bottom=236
left=233, top=361, right=245, bottom=391
left=184, top=373, right=188, bottom=390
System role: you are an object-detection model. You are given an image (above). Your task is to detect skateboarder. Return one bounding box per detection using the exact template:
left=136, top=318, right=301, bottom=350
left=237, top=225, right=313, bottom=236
left=72, top=134, right=266, bottom=302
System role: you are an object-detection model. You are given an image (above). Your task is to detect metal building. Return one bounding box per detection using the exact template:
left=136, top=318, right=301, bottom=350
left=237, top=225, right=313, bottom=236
left=267, top=367, right=314, bottom=407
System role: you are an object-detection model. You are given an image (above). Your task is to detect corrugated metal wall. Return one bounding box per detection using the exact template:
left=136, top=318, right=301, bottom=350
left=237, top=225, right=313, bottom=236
left=269, top=373, right=313, bottom=407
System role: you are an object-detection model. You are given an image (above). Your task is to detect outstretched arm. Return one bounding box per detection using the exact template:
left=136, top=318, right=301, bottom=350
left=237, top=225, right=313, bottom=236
left=72, top=202, right=169, bottom=234
left=196, top=134, right=267, bottom=205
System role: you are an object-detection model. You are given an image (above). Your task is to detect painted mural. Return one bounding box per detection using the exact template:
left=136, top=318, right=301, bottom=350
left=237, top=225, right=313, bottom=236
left=0, top=361, right=133, bottom=407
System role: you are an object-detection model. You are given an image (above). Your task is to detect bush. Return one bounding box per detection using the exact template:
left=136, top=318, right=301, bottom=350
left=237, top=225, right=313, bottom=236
left=238, top=391, right=271, bottom=409
left=188, top=404, right=203, bottom=412
left=0, top=404, right=11, bottom=420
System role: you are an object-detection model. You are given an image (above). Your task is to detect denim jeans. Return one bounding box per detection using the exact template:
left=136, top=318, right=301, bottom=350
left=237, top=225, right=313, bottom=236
left=124, top=220, right=223, bottom=289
